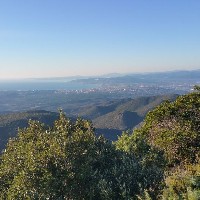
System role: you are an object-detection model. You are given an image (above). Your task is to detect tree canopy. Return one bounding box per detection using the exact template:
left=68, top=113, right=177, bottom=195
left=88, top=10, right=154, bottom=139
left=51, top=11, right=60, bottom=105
left=116, top=88, right=200, bottom=199
left=0, top=112, right=146, bottom=199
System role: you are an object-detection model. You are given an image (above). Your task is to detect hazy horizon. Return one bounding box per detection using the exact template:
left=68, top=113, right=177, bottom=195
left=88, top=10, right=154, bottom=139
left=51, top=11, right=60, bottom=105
left=1, top=0, right=200, bottom=79
left=0, top=68, right=199, bottom=82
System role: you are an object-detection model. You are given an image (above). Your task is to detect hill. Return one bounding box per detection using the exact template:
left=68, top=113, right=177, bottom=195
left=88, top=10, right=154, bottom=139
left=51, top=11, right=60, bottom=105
left=79, top=94, right=178, bottom=139
left=0, top=94, right=178, bottom=151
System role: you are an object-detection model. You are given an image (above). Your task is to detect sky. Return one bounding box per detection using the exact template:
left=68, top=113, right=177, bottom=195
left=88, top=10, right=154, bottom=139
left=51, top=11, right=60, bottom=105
left=0, top=0, right=200, bottom=79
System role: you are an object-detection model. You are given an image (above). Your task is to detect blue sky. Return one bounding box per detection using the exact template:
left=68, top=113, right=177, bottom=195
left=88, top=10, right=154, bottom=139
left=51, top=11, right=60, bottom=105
left=0, top=0, right=200, bottom=79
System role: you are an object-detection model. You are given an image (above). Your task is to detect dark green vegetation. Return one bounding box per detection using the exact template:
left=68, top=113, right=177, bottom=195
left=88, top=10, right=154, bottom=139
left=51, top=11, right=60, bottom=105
left=0, top=87, right=199, bottom=199
left=0, top=110, right=59, bottom=151
left=0, top=112, right=154, bottom=199
left=116, top=87, right=200, bottom=199
left=85, top=94, right=177, bottom=139
left=0, top=95, right=177, bottom=151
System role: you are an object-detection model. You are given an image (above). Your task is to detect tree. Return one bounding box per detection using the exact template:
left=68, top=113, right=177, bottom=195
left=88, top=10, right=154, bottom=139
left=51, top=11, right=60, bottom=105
left=194, top=85, right=200, bottom=91
left=115, top=130, right=166, bottom=199
left=162, top=159, right=200, bottom=199
left=0, top=111, right=141, bottom=199
left=0, top=114, right=97, bottom=199
left=140, top=90, right=200, bottom=166
left=115, top=88, right=200, bottom=199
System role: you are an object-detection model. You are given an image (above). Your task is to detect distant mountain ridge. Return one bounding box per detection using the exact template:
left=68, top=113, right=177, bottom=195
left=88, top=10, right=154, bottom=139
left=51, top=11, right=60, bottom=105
left=26, top=69, right=200, bottom=82
left=70, top=69, right=200, bottom=85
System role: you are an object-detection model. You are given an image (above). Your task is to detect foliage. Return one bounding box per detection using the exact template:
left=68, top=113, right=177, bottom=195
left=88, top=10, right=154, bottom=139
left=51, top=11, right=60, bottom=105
left=115, top=129, right=166, bottom=199
left=194, top=85, right=200, bottom=91
left=115, top=88, right=200, bottom=199
left=0, top=110, right=59, bottom=152
left=0, top=111, right=143, bottom=199
left=140, top=90, right=200, bottom=166
left=162, top=159, right=200, bottom=199
left=0, top=112, right=87, bottom=198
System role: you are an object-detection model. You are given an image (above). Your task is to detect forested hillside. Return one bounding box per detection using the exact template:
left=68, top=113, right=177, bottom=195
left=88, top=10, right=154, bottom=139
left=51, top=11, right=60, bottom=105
left=93, top=95, right=177, bottom=131
left=0, top=87, right=199, bottom=199
left=0, top=94, right=177, bottom=151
